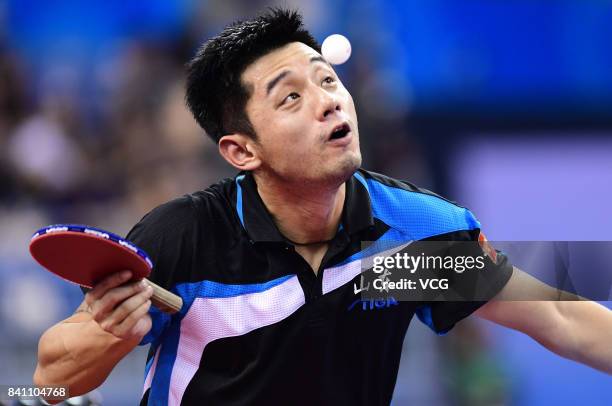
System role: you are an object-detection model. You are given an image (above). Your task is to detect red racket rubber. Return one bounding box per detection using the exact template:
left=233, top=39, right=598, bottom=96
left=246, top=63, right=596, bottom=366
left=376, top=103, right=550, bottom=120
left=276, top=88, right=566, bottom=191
left=30, top=224, right=182, bottom=314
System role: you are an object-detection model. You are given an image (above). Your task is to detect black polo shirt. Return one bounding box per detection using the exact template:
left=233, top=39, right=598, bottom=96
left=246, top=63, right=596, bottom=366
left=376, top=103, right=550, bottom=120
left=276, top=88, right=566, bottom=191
left=129, top=169, right=513, bottom=406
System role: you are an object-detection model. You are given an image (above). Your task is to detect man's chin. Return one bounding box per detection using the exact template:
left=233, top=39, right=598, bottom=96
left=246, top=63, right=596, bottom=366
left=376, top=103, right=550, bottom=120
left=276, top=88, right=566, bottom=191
left=342, top=156, right=361, bottom=177
left=325, top=154, right=362, bottom=185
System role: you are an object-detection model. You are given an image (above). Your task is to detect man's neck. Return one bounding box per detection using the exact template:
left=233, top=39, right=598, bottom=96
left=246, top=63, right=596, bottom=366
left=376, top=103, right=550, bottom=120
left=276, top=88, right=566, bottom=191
left=253, top=173, right=346, bottom=245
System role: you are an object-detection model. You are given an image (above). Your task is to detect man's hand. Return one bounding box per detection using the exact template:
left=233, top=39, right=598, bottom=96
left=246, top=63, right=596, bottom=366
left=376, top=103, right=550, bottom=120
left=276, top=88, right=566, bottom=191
left=84, top=270, right=153, bottom=341
left=34, top=270, right=155, bottom=400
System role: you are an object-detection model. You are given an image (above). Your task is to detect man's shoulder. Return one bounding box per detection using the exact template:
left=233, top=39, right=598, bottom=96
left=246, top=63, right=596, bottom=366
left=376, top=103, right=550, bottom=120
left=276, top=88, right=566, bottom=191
left=357, top=169, right=463, bottom=208
left=128, top=177, right=238, bottom=238
left=356, top=169, right=480, bottom=237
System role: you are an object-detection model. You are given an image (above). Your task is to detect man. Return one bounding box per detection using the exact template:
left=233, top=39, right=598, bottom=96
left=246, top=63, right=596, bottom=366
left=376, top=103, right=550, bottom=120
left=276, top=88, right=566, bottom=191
left=34, top=9, right=611, bottom=406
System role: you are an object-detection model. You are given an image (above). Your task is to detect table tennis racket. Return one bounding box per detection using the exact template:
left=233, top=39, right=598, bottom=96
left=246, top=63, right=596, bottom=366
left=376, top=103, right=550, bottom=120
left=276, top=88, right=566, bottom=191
left=29, top=224, right=183, bottom=314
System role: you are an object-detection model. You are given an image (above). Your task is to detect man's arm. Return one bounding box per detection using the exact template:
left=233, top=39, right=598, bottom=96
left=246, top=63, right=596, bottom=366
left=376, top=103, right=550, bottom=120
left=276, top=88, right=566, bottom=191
left=475, top=268, right=612, bottom=374
left=34, top=271, right=154, bottom=401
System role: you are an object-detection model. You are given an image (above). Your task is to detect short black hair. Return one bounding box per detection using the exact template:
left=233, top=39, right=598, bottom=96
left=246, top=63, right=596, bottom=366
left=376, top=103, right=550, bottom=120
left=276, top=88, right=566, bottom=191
left=185, top=8, right=321, bottom=143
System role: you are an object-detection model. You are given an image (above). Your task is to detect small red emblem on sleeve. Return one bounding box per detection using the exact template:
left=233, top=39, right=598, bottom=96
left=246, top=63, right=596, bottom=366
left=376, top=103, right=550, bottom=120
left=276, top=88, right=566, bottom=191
left=478, top=232, right=498, bottom=264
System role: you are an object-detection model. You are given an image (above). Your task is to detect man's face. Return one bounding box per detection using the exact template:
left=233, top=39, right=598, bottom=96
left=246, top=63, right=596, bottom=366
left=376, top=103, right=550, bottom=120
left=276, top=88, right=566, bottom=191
left=241, top=42, right=361, bottom=186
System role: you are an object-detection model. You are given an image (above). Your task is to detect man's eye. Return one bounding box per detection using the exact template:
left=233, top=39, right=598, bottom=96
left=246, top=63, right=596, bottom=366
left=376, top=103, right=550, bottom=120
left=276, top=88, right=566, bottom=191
left=283, top=92, right=300, bottom=104
left=323, top=76, right=336, bottom=85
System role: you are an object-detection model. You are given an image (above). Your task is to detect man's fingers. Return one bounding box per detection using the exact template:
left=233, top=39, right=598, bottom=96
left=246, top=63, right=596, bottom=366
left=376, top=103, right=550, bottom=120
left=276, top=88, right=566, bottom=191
left=90, top=279, right=149, bottom=321
left=111, top=300, right=153, bottom=339
left=100, top=285, right=154, bottom=330
left=85, top=270, right=133, bottom=305
left=131, top=314, right=153, bottom=338
left=82, top=270, right=155, bottom=341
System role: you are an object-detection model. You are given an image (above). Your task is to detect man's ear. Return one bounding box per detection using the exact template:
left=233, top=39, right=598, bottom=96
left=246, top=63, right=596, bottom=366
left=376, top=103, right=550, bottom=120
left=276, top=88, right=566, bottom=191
left=218, top=133, right=262, bottom=171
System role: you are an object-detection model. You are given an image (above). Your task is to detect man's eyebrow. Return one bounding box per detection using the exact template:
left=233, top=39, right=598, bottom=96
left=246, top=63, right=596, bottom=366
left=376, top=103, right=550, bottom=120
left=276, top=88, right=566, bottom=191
left=266, top=70, right=291, bottom=96
left=265, top=57, right=331, bottom=97
left=310, top=55, right=330, bottom=66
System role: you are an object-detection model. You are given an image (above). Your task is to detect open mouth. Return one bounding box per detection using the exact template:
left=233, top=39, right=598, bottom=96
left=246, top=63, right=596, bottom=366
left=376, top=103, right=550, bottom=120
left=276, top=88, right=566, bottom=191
left=328, top=123, right=351, bottom=141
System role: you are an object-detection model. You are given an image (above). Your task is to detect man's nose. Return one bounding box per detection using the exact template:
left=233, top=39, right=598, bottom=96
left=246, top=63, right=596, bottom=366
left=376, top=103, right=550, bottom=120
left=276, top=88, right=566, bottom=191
left=316, top=89, right=341, bottom=120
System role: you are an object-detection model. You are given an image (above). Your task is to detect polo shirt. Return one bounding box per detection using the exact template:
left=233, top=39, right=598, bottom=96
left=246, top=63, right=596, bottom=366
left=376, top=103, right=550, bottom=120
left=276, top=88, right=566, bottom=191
left=127, top=168, right=513, bottom=406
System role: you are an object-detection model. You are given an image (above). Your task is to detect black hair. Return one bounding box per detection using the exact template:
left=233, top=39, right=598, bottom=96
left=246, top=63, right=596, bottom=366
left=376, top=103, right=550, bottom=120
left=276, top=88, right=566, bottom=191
left=185, top=8, right=321, bottom=143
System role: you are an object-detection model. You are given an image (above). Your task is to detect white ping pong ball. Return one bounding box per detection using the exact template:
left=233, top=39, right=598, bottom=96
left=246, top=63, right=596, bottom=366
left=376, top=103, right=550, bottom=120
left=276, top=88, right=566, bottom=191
left=321, top=34, right=352, bottom=65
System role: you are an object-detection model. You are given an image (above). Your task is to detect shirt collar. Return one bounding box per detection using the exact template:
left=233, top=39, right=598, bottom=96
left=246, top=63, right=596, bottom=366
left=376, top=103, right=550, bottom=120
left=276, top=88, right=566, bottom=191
left=234, top=170, right=375, bottom=244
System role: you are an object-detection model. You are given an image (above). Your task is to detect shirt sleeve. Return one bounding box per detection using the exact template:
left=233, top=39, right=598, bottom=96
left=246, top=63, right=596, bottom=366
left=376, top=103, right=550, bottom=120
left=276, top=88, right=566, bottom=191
left=416, top=228, right=514, bottom=335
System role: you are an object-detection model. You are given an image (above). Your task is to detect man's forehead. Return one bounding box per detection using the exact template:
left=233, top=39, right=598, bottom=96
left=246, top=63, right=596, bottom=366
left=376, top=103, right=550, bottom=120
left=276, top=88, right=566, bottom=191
left=242, top=42, right=323, bottom=88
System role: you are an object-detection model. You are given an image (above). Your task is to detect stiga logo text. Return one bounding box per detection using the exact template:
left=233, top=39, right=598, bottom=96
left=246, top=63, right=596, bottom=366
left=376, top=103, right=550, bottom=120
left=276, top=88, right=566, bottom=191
left=348, top=297, right=399, bottom=311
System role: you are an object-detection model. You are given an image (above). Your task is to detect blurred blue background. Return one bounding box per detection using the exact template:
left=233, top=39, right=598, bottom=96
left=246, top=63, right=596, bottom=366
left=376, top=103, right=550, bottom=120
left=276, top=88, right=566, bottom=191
left=0, top=0, right=610, bottom=405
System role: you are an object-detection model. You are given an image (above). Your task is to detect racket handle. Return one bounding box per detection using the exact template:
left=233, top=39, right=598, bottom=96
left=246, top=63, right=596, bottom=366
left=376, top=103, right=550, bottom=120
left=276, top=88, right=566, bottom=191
left=146, top=279, right=183, bottom=314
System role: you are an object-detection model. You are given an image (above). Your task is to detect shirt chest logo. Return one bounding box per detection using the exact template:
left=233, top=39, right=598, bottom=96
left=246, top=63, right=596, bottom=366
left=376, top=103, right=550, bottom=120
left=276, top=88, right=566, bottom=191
left=347, top=296, right=399, bottom=312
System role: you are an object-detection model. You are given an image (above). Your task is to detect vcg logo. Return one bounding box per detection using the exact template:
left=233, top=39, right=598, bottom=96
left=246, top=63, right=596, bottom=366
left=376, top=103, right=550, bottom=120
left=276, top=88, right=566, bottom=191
left=348, top=297, right=399, bottom=312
